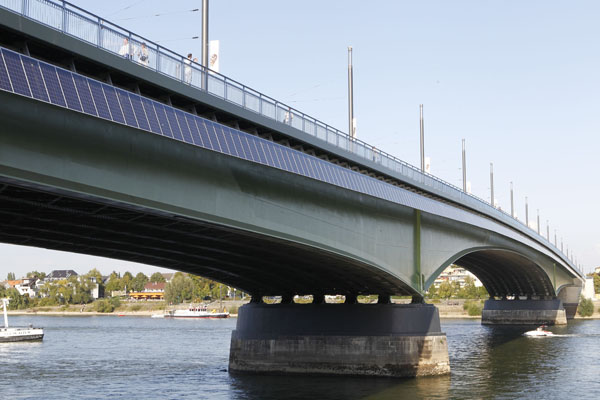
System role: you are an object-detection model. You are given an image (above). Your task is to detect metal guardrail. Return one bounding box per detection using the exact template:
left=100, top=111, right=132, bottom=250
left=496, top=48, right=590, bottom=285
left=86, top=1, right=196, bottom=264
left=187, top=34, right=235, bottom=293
left=0, top=0, right=584, bottom=277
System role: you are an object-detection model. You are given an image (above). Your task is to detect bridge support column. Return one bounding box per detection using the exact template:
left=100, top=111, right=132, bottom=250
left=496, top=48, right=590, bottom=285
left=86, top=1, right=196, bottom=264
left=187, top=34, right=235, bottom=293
left=557, top=285, right=582, bottom=319
left=482, top=298, right=567, bottom=325
left=229, top=303, right=450, bottom=378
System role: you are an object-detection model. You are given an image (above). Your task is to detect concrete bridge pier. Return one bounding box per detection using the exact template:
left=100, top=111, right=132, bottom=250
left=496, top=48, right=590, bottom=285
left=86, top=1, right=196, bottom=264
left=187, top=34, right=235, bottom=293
left=229, top=302, right=450, bottom=378
left=481, top=298, right=567, bottom=325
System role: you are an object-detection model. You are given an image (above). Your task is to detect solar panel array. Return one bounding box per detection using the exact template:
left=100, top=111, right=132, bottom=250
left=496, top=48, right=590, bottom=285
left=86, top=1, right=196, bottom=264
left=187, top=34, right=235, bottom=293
left=0, top=46, right=430, bottom=211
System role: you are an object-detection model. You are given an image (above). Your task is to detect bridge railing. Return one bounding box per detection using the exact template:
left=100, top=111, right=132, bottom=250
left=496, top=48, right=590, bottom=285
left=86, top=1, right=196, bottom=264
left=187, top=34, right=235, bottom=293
left=0, top=0, right=583, bottom=276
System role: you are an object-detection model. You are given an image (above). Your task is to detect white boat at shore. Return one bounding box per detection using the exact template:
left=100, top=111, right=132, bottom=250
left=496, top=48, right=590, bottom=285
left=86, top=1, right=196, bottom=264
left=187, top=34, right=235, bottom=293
left=153, top=304, right=229, bottom=319
left=1, top=298, right=44, bottom=343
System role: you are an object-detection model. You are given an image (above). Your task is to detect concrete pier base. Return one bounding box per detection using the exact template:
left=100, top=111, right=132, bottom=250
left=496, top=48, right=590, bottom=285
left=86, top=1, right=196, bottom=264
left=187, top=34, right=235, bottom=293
left=557, top=285, right=583, bottom=319
left=482, top=299, right=567, bottom=325
left=228, top=303, right=450, bottom=378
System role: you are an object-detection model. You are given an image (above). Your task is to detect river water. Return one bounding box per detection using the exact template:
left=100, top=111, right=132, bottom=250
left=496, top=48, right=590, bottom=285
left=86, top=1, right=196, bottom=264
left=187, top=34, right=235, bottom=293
left=1, top=316, right=599, bottom=399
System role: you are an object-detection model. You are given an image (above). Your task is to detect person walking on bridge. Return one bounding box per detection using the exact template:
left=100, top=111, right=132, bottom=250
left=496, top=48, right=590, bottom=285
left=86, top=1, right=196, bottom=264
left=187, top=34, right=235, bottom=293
left=184, top=53, right=193, bottom=84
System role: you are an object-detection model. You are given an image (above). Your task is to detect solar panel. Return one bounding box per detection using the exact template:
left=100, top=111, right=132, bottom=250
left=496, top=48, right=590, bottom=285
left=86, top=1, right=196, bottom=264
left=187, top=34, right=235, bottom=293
left=38, top=63, right=66, bottom=107
left=140, top=97, right=162, bottom=134
left=101, top=85, right=125, bottom=124
left=115, top=88, right=138, bottom=128
left=231, top=131, right=249, bottom=160
left=308, top=157, right=323, bottom=181
left=278, top=147, right=290, bottom=171
left=267, top=144, right=283, bottom=170
left=56, top=69, right=82, bottom=111
left=153, top=103, right=173, bottom=138
left=0, top=46, right=413, bottom=210
left=249, top=136, right=265, bottom=164
left=129, top=93, right=150, bottom=131
left=195, top=118, right=214, bottom=150
left=214, top=124, right=232, bottom=155
left=72, top=74, right=97, bottom=116
left=21, top=58, right=48, bottom=102
left=0, top=52, right=11, bottom=91
left=174, top=109, right=193, bottom=144
left=184, top=113, right=203, bottom=146
left=2, top=49, right=31, bottom=97
left=220, top=127, right=239, bottom=158
left=201, top=120, right=217, bottom=151
left=164, top=107, right=183, bottom=141
left=87, top=79, right=111, bottom=120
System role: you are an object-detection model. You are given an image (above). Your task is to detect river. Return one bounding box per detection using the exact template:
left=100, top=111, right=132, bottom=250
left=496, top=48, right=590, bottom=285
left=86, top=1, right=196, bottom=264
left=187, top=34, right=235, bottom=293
left=1, top=316, right=599, bottom=399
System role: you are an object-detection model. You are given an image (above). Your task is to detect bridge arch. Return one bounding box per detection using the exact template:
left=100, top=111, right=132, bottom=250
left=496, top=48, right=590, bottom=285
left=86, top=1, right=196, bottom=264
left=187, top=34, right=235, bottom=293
left=427, top=247, right=556, bottom=299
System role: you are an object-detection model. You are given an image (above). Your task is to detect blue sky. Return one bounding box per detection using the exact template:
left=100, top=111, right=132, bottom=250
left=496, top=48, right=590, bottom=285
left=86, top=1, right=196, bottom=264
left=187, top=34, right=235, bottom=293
left=3, top=0, right=599, bottom=277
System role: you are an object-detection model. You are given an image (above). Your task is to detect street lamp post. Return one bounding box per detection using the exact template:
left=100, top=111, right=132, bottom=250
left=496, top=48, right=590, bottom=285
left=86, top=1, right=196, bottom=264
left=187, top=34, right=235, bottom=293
left=420, top=104, right=424, bottom=172
left=510, top=182, right=514, bottom=217
left=201, top=0, right=209, bottom=89
left=462, top=139, right=467, bottom=192
left=348, top=46, right=354, bottom=139
left=525, top=196, right=529, bottom=226
left=490, top=163, right=494, bottom=207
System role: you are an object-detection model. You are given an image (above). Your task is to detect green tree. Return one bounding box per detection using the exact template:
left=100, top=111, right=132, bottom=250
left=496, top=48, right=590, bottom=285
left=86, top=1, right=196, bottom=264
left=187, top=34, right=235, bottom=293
left=437, top=281, right=454, bottom=299
left=426, top=284, right=438, bottom=299
left=7, top=272, right=15, bottom=280
left=71, top=276, right=93, bottom=304
left=458, top=277, right=478, bottom=299
left=105, top=272, right=122, bottom=294
left=150, top=272, right=166, bottom=283
left=165, top=273, right=195, bottom=304
left=93, top=298, right=114, bottom=313
left=6, top=288, right=29, bottom=309
left=132, top=272, right=149, bottom=292
left=26, top=271, right=46, bottom=280
left=86, top=268, right=103, bottom=283
left=578, top=296, right=594, bottom=317
left=594, top=273, right=600, bottom=295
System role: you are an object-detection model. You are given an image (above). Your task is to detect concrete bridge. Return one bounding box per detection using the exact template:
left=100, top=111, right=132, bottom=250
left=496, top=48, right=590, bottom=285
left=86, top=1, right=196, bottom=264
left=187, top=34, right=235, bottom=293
left=0, top=0, right=584, bottom=378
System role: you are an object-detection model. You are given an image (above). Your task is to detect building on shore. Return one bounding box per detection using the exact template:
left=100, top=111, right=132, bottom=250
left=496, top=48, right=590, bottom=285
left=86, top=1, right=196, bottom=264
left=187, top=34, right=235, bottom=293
left=432, top=265, right=483, bottom=288
left=3, top=278, right=38, bottom=297
left=46, top=270, right=78, bottom=281
left=129, top=282, right=165, bottom=300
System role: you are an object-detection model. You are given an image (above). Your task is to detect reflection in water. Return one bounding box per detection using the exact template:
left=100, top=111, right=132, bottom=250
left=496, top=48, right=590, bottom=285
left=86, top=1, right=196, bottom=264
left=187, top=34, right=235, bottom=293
left=231, top=374, right=451, bottom=400
left=1, top=316, right=600, bottom=399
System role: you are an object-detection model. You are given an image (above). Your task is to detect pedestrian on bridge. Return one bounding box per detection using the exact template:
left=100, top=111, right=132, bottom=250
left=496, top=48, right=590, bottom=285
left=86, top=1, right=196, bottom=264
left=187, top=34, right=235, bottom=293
left=184, top=53, right=192, bottom=84
left=118, top=38, right=131, bottom=59
left=137, top=42, right=149, bottom=66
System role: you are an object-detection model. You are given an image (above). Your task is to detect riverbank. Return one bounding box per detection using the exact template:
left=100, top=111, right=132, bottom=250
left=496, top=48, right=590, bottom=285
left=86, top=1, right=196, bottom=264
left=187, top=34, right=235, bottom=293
left=7, top=299, right=600, bottom=319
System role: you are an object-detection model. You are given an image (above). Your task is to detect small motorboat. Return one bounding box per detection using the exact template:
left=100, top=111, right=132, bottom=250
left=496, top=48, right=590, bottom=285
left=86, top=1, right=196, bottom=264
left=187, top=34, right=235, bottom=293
left=524, top=325, right=554, bottom=337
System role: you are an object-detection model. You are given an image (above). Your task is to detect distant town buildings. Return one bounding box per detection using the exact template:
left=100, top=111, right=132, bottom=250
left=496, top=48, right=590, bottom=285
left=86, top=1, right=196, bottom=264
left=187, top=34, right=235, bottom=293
left=433, top=265, right=483, bottom=288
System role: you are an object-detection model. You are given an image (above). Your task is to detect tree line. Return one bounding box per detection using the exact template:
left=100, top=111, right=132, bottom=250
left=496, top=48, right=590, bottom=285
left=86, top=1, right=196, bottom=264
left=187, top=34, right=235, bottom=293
left=1, top=269, right=234, bottom=310
left=426, top=276, right=489, bottom=300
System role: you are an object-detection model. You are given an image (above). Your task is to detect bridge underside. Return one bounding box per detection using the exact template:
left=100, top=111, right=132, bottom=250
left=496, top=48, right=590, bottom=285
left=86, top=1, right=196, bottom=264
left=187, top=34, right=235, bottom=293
left=453, top=250, right=556, bottom=298
left=0, top=179, right=414, bottom=297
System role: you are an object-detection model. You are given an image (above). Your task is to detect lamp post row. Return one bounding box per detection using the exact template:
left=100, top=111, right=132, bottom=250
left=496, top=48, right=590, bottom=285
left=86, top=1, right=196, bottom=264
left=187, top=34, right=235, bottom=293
left=419, top=111, right=574, bottom=269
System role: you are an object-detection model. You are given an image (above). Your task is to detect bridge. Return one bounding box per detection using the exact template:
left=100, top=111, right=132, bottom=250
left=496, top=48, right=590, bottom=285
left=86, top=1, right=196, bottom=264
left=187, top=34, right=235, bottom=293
left=0, top=0, right=584, bottom=377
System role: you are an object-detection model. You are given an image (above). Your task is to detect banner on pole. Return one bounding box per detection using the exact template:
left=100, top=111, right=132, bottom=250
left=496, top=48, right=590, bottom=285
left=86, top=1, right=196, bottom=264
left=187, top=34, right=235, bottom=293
left=209, top=40, right=220, bottom=73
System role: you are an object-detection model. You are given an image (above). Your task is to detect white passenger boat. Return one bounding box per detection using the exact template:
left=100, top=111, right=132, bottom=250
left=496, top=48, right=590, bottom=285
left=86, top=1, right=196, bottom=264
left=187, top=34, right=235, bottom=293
left=524, top=325, right=554, bottom=337
left=162, top=304, right=229, bottom=319
left=0, top=298, right=44, bottom=342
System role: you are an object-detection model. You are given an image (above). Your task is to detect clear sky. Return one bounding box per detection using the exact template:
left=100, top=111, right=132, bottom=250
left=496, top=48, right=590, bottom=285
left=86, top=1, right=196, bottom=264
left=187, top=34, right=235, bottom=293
left=3, top=0, right=599, bottom=278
